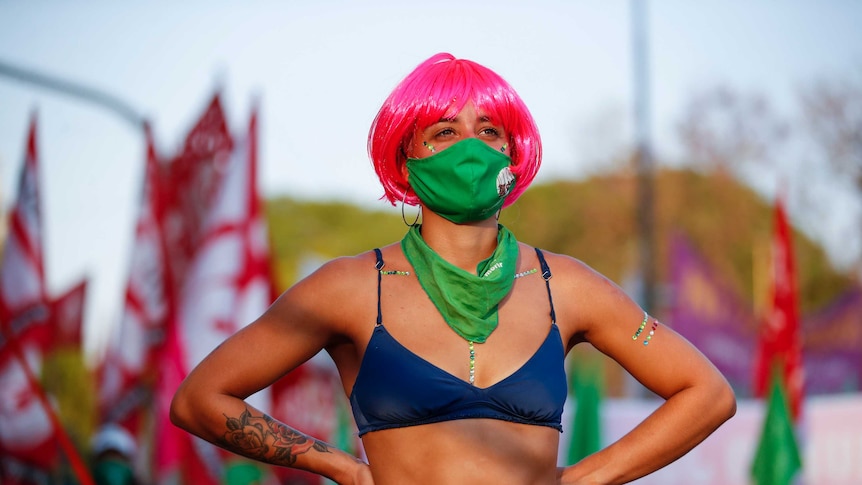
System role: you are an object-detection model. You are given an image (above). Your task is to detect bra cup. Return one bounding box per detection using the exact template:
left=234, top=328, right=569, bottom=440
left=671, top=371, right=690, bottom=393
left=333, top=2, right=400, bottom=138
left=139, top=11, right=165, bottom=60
left=350, top=324, right=566, bottom=436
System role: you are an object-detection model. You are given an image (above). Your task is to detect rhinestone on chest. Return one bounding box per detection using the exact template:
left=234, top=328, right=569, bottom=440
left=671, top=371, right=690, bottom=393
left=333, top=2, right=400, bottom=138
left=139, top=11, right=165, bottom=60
left=467, top=268, right=538, bottom=385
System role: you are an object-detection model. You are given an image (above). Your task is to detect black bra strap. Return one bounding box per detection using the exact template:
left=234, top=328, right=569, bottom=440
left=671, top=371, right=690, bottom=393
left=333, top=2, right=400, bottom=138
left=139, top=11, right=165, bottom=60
left=534, top=248, right=556, bottom=324
left=373, top=248, right=384, bottom=326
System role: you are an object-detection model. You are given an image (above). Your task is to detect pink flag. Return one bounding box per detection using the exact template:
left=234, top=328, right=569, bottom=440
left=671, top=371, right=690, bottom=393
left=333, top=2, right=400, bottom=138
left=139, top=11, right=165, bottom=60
left=753, top=197, right=804, bottom=421
left=96, top=125, right=170, bottom=441
left=0, top=115, right=57, bottom=470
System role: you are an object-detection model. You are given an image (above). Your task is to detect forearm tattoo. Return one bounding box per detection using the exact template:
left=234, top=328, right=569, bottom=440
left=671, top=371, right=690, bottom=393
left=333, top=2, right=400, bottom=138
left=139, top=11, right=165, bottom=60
left=222, top=407, right=331, bottom=466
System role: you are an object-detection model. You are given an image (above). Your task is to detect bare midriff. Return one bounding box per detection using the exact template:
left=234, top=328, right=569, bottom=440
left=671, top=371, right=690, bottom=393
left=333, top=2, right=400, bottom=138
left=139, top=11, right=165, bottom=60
left=361, top=418, right=560, bottom=485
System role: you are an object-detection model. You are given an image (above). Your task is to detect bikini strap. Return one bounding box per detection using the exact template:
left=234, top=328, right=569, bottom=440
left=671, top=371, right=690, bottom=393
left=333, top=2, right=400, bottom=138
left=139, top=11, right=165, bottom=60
left=373, top=248, right=384, bottom=326
left=534, top=248, right=556, bottom=324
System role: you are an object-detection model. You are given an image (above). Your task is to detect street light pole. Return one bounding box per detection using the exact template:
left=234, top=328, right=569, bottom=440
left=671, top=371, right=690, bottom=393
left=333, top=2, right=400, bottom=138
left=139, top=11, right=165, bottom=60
left=631, top=0, right=657, bottom=315
left=0, top=60, right=147, bottom=131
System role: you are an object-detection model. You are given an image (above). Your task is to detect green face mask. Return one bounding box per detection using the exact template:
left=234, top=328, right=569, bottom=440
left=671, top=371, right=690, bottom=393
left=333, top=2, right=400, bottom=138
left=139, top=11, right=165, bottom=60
left=93, top=458, right=136, bottom=485
left=407, top=138, right=516, bottom=223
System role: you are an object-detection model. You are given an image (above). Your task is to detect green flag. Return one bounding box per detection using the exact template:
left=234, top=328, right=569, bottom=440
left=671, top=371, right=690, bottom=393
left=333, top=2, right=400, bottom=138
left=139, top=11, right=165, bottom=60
left=324, top=388, right=360, bottom=485
left=566, top=354, right=603, bottom=464
left=751, top=373, right=802, bottom=485
left=222, top=459, right=263, bottom=485
left=334, top=390, right=356, bottom=456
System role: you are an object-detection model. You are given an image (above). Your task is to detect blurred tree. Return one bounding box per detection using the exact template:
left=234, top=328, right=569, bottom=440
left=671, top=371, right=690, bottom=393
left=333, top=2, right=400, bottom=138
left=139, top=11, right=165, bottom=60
left=676, top=84, right=789, bottom=176
left=799, top=68, right=862, bottom=269
left=266, top=199, right=405, bottom=287
left=504, top=169, right=850, bottom=314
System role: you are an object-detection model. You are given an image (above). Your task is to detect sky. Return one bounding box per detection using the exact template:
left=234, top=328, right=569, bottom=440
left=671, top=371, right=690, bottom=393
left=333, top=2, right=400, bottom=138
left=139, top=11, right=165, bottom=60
left=1, top=0, right=861, bottom=354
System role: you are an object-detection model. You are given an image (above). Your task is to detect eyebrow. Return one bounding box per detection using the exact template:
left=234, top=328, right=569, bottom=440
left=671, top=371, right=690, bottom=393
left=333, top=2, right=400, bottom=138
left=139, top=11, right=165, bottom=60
left=435, top=114, right=493, bottom=123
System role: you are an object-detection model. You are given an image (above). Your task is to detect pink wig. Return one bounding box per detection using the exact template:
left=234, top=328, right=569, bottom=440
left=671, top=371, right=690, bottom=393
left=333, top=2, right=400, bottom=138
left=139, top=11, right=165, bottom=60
left=368, top=53, right=542, bottom=206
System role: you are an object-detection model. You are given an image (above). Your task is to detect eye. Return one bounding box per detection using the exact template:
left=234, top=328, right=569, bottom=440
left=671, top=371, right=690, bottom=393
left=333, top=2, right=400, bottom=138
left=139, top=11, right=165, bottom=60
left=434, top=127, right=456, bottom=137
left=480, top=127, right=501, bottom=137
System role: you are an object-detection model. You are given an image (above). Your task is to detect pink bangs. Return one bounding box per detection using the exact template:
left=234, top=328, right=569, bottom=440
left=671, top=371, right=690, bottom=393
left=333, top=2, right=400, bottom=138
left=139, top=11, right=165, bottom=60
left=368, top=53, right=542, bottom=207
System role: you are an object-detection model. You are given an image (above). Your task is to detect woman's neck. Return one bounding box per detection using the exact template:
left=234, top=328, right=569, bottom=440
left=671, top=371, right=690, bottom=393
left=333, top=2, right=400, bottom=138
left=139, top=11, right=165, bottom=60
left=417, top=210, right=500, bottom=273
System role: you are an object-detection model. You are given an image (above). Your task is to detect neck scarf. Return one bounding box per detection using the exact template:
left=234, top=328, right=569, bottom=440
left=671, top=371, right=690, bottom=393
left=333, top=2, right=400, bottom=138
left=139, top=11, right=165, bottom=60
left=401, top=224, right=518, bottom=343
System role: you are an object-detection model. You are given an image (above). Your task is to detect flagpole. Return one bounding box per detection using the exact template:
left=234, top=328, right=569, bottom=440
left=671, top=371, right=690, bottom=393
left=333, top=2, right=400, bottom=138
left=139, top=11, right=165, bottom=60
left=1, top=326, right=95, bottom=485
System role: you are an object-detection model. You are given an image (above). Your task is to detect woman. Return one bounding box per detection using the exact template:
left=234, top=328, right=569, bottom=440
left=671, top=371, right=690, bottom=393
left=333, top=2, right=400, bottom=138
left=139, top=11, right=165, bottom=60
left=171, top=52, right=736, bottom=485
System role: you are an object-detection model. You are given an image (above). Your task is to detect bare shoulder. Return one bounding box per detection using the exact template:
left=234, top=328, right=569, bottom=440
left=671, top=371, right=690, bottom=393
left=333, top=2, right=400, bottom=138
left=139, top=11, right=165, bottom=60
left=524, top=247, right=643, bottom=345
left=529, top=248, right=633, bottom=308
left=266, top=246, right=389, bottom=337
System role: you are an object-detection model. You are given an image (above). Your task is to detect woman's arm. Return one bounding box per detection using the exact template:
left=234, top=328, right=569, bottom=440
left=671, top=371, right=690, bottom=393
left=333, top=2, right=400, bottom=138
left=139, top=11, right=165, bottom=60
left=170, top=257, right=374, bottom=485
left=551, top=256, right=736, bottom=485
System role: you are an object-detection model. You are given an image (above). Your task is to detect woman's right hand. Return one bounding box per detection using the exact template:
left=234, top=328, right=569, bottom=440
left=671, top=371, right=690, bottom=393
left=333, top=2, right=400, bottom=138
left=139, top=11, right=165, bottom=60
left=341, top=459, right=374, bottom=485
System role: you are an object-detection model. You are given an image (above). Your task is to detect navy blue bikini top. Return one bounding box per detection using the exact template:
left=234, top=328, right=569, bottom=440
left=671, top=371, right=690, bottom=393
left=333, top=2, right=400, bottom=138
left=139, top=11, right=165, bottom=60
left=348, top=248, right=567, bottom=437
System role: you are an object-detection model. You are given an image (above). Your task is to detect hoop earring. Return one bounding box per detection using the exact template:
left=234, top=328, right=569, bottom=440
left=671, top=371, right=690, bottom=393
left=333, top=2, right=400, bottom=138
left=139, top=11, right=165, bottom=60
left=401, top=190, right=421, bottom=227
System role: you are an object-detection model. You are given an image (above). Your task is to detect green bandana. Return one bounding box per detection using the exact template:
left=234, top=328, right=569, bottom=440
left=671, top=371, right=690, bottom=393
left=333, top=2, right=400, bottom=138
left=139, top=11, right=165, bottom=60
left=401, top=224, right=518, bottom=343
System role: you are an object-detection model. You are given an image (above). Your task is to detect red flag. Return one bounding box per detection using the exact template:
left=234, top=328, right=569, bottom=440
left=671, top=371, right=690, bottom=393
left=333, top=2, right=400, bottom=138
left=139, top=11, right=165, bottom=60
left=160, top=95, right=233, bottom=287
left=0, top=116, right=47, bottom=315
left=0, top=345, right=56, bottom=470
left=271, top=357, right=345, bottom=484
left=0, top=115, right=58, bottom=470
left=175, top=105, right=271, bottom=379
left=96, top=125, right=170, bottom=443
left=154, top=96, right=277, bottom=484
left=153, top=94, right=233, bottom=485
left=184, top=103, right=274, bottom=481
left=753, top=197, right=804, bottom=421
left=49, top=279, right=88, bottom=349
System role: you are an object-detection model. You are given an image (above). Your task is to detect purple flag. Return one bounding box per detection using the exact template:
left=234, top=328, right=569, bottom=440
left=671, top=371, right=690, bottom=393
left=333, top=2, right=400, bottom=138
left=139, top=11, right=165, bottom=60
left=802, top=288, right=862, bottom=394
left=668, top=232, right=759, bottom=395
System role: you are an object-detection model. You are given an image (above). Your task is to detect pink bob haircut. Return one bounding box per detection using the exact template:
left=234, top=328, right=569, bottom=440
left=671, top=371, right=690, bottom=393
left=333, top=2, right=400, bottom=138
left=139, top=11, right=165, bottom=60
left=368, top=52, right=542, bottom=207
